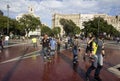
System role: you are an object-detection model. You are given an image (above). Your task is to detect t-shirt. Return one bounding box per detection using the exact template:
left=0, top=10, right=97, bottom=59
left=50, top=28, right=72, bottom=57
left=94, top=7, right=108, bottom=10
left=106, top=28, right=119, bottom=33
left=94, top=39, right=104, bottom=54
left=5, top=36, right=9, bottom=41
left=73, top=39, right=79, bottom=49
left=42, top=38, right=50, bottom=48
left=50, top=39, right=56, bottom=50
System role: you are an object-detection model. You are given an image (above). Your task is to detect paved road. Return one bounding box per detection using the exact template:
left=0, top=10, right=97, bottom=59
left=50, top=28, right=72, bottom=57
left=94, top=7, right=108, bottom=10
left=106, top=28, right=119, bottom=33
left=0, top=40, right=120, bottom=81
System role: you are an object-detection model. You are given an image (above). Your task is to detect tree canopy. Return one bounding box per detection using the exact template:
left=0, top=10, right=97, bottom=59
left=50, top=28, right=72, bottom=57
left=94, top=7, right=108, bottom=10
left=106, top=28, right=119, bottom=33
left=41, top=25, right=52, bottom=36
left=59, top=18, right=80, bottom=36
left=82, top=17, right=120, bottom=37
left=19, top=14, right=41, bottom=37
left=52, top=27, right=61, bottom=37
left=0, top=15, right=8, bottom=34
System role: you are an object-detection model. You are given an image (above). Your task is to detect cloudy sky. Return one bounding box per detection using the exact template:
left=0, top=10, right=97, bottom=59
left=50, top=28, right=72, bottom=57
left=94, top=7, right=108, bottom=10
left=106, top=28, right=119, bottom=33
left=0, top=0, right=120, bottom=27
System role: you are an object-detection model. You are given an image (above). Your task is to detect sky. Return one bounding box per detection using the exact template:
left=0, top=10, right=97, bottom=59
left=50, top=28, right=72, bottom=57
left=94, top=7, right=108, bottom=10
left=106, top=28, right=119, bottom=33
left=0, top=0, right=120, bottom=27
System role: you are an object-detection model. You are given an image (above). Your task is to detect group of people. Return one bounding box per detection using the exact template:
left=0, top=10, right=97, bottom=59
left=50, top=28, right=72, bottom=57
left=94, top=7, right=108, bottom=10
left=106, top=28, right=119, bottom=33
left=0, top=33, right=105, bottom=81
left=40, top=33, right=105, bottom=81
left=41, top=34, right=61, bottom=61
left=59, top=34, right=105, bottom=81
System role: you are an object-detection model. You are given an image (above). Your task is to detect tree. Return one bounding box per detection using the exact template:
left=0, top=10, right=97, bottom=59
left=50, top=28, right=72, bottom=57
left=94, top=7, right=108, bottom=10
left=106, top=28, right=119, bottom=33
left=60, top=18, right=80, bottom=36
left=74, top=26, right=81, bottom=34
left=41, top=25, right=52, bottom=36
left=0, top=15, right=26, bottom=36
left=7, top=19, right=26, bottom=36
left=52, top=27, right=61, bottom=37
left=82, top=17, right=120, bottom=37
left=0, top=15, right=8, bottom=34
left=19, top=14, right=41, bottom=37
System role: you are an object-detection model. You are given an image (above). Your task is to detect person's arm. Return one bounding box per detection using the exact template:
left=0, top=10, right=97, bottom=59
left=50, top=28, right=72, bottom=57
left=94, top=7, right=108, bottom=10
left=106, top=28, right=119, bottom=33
left=102, top=44, right=105, bottom=56
left=88, top=37, right=94, bottom=44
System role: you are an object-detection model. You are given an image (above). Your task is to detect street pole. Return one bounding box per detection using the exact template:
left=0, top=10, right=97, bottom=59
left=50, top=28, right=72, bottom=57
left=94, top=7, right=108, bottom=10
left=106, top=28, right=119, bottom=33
left=98, top=16, right=100, bottom=36
left=7, top=4, right=10, bottom=35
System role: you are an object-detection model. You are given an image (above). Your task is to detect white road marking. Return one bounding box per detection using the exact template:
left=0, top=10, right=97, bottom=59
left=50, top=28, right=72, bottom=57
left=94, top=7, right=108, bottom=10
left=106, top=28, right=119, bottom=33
left=0, top=50, right=41, bottom=64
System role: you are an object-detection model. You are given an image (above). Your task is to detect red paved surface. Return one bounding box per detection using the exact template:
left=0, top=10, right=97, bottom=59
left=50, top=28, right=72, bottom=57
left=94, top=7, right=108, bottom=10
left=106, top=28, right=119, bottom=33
left=0, top=43, right=120, bottom=81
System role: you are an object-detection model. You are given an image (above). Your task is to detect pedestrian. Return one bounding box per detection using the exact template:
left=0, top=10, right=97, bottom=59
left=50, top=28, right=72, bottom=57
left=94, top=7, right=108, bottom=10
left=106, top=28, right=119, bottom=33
left=85, top=35, right=105, bottom=81
left=4, top=35, right=9, bottom=46
left=84, top=36, right=94, bottom=61
left=50, top=37, right=56, bottom=57
left=72, top=35, right=80, bottom=64
left=116, top=37, right=120, bottom=44
left=32, top=37, right=37, bottom=48
left=57, top=38, right=61, bottom=54
left=0, top=37, right=4, bottom=53
left=65, top=37, right=68, bottom=50
left=42, top=34, right=50, bottom=61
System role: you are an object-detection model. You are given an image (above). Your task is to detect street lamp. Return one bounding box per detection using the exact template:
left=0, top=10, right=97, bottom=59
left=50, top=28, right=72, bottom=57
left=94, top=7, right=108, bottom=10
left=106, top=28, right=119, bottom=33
left=98, top=16, right=100, bottom=36
left=7, top=4, right=10, bottom=35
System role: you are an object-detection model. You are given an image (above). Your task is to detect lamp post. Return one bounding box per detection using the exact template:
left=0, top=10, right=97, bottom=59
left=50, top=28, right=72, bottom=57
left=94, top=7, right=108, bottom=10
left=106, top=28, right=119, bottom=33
left=7, top=4, right=10, bottom=35
left=98, top=16, right=100, bottom=36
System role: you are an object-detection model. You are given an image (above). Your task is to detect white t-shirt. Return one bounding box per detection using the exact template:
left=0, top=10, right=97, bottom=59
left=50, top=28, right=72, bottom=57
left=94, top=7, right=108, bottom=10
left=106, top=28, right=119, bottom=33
left=5, top=36, right=9, bottom=41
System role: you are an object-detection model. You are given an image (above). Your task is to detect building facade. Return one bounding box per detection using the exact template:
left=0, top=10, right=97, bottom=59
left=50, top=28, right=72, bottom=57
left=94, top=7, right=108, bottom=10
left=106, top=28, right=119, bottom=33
left=52, top=13, right=120, bottom=36
left=80, top=14, right=94, bottom=29
left=52, top=13, right=81, bottom=36
left=94, top=14, right=120, bottom=32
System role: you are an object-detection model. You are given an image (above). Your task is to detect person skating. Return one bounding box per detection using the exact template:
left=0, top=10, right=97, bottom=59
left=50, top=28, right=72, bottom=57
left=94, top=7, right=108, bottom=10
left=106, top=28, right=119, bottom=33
left=42, top=34, right=50, bottom=61
left=72, top=36, right=80, bottom=64
left=86, top=35, right=105, bottom=81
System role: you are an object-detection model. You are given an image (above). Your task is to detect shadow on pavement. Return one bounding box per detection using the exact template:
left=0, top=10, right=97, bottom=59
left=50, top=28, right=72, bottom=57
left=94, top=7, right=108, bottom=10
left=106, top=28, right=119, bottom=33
left=1, top=47, right=29, bottom=81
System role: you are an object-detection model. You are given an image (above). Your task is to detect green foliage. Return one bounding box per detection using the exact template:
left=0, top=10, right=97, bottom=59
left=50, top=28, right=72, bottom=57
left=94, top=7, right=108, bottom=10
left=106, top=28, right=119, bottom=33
left=0, top=15, right=41, bottom=36
left=59, top=18, right=81, bottom=36
left=0, top=15, right=20, bottom=35
left=0, top=15, right=8, bottom=33
left=52, top=27, right=61, bottom=37
left=83, top=17, right=120, bottom=37
left=41, top=25, right=52, bottom=36
left=19, top=14, right=41, bottom=37
left=74, top=26, right=81, bottom=34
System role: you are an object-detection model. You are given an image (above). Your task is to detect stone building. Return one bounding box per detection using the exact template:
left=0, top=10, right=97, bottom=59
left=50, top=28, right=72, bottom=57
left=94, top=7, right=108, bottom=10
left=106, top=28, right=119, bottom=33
left=52, top=13, right=81, bottom=36
left=94, top=14, right=120, bottom=32
left=52, top=13, right=120, bottom=36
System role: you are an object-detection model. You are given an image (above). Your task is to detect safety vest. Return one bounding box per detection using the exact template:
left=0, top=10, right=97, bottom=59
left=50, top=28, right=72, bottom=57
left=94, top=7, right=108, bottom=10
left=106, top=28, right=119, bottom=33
left=32, top=38, right=37, bottom=43
left=92, top=41, right=98, bottom=55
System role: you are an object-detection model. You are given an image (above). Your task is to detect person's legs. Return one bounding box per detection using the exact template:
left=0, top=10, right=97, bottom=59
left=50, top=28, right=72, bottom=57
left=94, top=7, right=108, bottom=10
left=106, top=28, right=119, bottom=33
left=73, top=48, right=78, bottom=63
left=57, top=44, right=60, bottom=53
left=43, top=47, right=47, bottom=59
left=86, top=64, right=96, bottom=81
left=94, top=65, right=103, bottom=80
left=86, top=55, right=98, bottom=81
left=91, top=55, right=98, bottom=68
left=94, top=54, right=103, bottom=81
